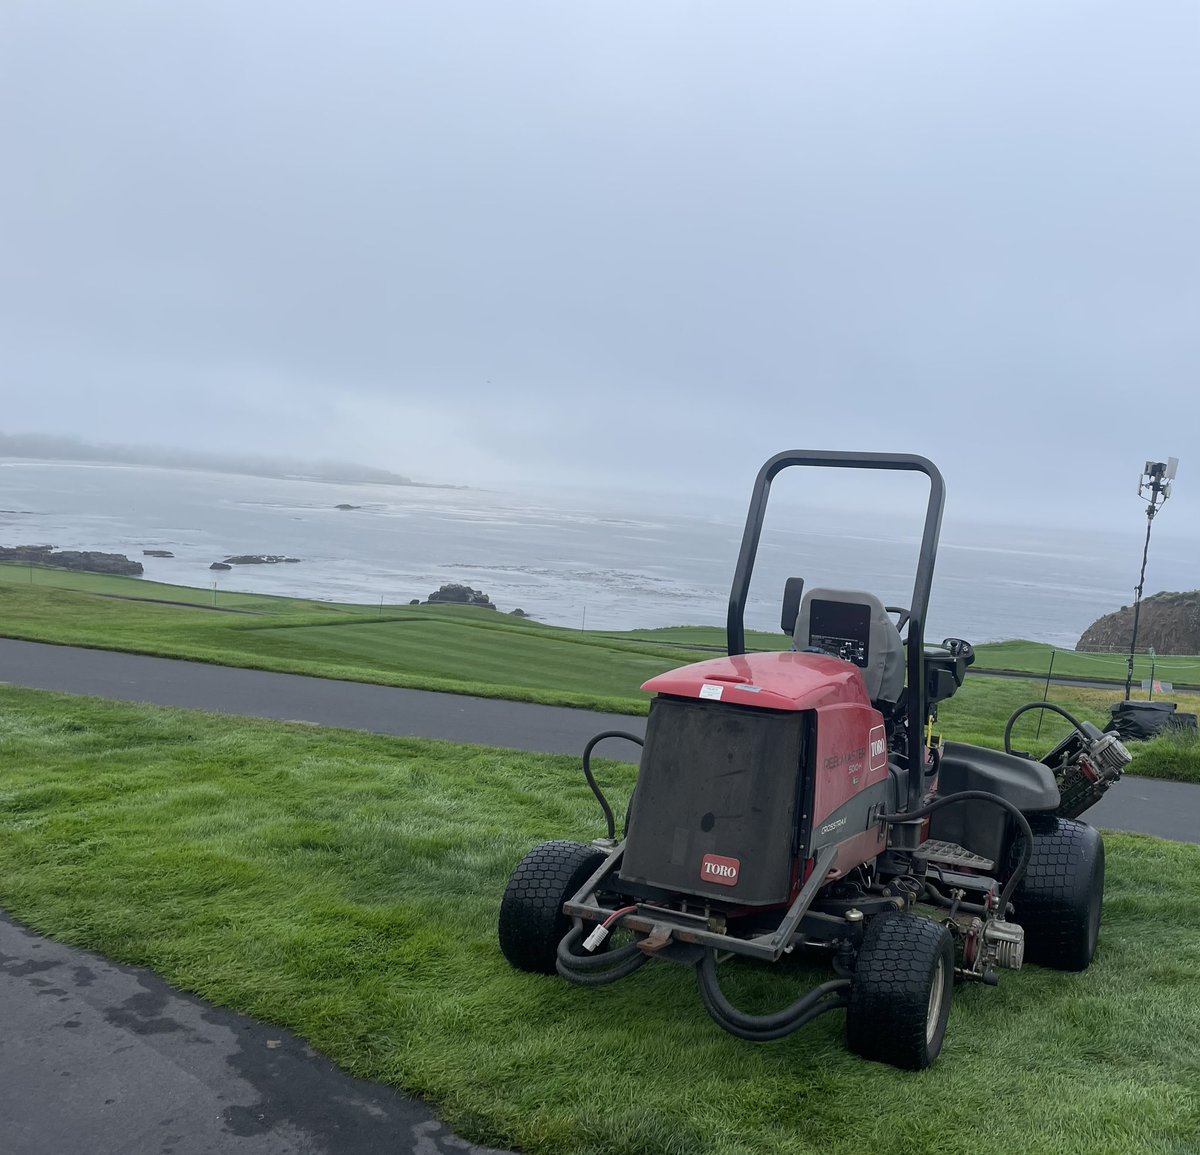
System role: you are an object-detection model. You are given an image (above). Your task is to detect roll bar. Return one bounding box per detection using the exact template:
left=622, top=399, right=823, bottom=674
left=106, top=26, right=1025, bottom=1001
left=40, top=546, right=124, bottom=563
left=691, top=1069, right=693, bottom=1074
left=726, top=450, right=946, bottom=807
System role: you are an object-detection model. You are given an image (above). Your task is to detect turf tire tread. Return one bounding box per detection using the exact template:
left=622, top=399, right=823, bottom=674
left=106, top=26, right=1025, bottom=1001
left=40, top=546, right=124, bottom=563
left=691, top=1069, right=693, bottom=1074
left=498, top=840, right=606, bottom=974
left=846, top=913, right=954, bottom=1070
left=1009, top=816, right=1104, bottom=972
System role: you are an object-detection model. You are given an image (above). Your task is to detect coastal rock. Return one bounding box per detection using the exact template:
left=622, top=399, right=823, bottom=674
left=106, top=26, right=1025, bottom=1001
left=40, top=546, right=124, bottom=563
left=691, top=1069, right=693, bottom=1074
left=143, top=549, right=174, bottom=558
left=425, top=582, right=497, bottom=610
left=0, top=544, right=143, bottom=576
left=334, top=504, right=361, bottom=511
left=509, top=608, right=528, bottom=617
left=223, top=555, right=302, bottom=565
left=209, top=561, right=232, bottom=570
left=1077, top=590, right=1200, bottom=655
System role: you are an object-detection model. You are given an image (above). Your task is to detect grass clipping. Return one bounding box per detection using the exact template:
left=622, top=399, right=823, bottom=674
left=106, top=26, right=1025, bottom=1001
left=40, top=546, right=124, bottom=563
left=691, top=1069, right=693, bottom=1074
left=2, top=687, right=1200, bottom=1155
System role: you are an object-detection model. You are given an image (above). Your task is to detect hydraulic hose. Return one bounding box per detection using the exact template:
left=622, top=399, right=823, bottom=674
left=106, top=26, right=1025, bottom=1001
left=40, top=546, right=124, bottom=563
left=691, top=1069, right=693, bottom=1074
left=581, top=730, right=644, bottom=840
left=1004, top=702, right=1088, bottom=757
left=697, top=950, right=849, bottom=1041
left=555, top=924, right=650, bottom=986
left=557, top=952, right=650, bottom=986
left=923, top=879, right=988, bottom=916
left=879, top=791, right=1034, bottom=915
left=556, top=923, right=644, bottom=970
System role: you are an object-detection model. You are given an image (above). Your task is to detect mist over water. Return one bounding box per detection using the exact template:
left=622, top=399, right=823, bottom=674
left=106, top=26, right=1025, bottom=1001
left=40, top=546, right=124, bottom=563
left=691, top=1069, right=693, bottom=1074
left=2, top=461, right=1193, bottom=648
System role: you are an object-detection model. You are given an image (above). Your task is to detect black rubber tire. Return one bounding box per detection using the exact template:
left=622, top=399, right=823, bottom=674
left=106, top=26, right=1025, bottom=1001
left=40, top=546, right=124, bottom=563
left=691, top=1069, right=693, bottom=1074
left=1009, top=816, right=1104, bottom=971
left=498, top=840, right=607, bottom=974
left=846, top=913, right=954, bottom=1071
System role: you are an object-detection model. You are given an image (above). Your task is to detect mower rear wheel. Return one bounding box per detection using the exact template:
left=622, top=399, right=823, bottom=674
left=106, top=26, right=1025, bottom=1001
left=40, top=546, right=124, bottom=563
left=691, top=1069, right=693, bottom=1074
left=846, top=913, right=954, bottom=1070
left=498, top=840, right=607, bottom=975
left=1009, top=816, right=1104, bottom=971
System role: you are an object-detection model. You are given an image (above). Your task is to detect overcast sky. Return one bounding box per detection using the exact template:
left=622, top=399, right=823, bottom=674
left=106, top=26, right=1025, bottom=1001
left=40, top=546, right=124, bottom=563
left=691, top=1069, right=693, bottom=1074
left=2, top=1, right=1196, bottom=536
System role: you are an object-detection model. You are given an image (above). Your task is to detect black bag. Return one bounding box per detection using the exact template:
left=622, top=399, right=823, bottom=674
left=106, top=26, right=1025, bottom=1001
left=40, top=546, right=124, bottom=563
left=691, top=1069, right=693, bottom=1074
left=1108, top=700, right=1178, bottom=741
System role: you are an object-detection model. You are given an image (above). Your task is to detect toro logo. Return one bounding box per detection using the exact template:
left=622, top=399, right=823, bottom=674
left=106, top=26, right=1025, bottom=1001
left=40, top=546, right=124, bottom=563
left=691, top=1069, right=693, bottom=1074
left=700, top=854, right=741, bottom=887
left=868, top=725, right=888, bottom=772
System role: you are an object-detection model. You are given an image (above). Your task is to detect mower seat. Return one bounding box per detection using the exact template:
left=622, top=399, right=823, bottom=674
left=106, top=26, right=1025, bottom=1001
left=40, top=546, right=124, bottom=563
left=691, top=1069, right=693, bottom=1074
left=793, top=588, right=905, bottom=708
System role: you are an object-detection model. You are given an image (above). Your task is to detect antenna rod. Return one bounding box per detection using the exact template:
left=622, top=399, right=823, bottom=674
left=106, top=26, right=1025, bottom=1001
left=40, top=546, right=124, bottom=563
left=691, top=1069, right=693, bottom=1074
left=1125, top=459, right=1178, bottom=700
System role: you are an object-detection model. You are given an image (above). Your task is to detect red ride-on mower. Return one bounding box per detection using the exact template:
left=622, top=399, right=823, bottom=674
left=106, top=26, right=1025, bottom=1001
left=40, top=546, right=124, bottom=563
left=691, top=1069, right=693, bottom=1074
left=498, top=451, right=1131, bottom=1069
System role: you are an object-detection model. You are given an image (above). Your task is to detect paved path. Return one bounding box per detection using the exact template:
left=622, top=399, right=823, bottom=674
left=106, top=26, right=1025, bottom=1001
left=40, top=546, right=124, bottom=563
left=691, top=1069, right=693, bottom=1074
left=1, top=637, right=1195, bottom=842
left=0, top=637, right=636, bottom=759
left=1, top=635, right=1198, bottom=1154
left=0, top=913, right=504, bottom=1155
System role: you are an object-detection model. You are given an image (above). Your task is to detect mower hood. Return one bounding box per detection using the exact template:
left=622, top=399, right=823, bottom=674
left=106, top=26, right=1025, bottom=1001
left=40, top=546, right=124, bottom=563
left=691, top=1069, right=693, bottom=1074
left=642, top=651, right=872, bottom=713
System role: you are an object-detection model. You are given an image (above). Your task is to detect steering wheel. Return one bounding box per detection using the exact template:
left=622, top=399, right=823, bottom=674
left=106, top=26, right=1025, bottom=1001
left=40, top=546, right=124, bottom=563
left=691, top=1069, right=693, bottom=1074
left=885, top=606, right=911, bottom=634
left=1003, top=702, right=1089, bottom=759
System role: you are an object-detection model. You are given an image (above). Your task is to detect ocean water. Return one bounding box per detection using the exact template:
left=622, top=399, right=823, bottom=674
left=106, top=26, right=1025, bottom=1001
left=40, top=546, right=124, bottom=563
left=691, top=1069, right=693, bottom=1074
left=1, top=460, right=1193, bottom=648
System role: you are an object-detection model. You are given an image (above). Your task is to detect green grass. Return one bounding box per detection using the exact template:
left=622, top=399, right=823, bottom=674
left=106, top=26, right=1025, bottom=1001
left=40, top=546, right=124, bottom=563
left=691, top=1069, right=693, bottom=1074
left=0, top=570, right=702, bottom=713
left=610, top=631, right=1200, bottom=691
left=2, top=566, right=1197, bottom=781
left=969, top=640, right=1200, bottom=690
left=597, top=624, right=789, bottom=650
left=604, top=628, right=1200, bottom=695
left=938, top=678, right=1200, bottom=784
left=0, top=562, right=385, bottom=613
left=2, top=686, right=1199, bottom=1155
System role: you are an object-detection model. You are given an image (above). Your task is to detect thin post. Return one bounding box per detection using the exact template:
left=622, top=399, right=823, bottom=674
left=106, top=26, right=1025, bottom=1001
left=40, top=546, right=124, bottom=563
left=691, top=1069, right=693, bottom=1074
left=1125, top=511, right=1156, bottom=700
left=1036, top=649, right=1056, bottom=740
left=1125, top=457, right=1179, bottom=699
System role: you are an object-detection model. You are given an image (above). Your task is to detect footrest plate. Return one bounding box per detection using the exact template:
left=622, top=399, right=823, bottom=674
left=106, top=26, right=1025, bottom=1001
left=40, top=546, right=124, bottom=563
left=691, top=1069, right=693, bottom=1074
left=914, top=839, right=995, bottom=872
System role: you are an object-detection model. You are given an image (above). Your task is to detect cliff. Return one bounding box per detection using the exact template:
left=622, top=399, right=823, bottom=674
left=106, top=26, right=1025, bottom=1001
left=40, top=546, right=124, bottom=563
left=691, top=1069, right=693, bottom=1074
left=1077, top=590, right=1200, bottom=655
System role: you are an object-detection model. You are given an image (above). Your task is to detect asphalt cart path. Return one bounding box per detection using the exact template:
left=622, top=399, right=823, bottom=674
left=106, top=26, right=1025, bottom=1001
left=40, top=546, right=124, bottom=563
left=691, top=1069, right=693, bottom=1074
left=0, top=637, right=634, bottom=758
left=1, top=637, right=1195, bottom=841
left=0, top=912, right=507, bottom=1155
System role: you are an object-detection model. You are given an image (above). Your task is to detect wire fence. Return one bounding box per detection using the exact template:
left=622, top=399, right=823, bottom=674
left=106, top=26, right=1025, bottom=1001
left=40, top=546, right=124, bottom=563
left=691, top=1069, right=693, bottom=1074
left=980, top=644, right=1200, bottom=698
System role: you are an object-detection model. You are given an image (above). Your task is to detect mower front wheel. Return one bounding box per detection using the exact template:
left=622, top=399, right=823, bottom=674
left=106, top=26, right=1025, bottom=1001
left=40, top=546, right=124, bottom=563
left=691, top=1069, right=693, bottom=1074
left=846, top=913, right=954, bottom=1070
left=498, top=840, right=607, bottom=974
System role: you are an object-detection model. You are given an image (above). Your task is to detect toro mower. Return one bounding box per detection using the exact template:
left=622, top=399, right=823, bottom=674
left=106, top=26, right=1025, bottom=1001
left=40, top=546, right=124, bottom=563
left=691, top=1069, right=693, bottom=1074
left=498, top=451, right=1130, bottom=1069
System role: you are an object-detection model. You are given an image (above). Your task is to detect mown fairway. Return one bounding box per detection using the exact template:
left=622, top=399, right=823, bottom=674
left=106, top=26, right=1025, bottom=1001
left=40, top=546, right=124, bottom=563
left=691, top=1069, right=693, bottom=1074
left=2, top=687, right=1199, bottom=1155
left=2, top=566, right=1196, bottom=780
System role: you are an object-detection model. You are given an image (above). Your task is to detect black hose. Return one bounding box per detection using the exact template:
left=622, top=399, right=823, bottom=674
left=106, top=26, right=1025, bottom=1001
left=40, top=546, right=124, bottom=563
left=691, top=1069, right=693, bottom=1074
left=1004, top=702, right=1088, bottom=757
left=557, top=952, right=651, bottom=986
left=581, top=730, right=644, bottom=841
left=879, top=790, right=1034, bottom=914
left=555, top=926, right=650, bottom=986
left=696, top=949, right=850, bottom=1040
left=556, top=923, right=645, bottom=971
left=924, top=879, right=988, bottom=916
left=699, top=983, right=848, bottom=1041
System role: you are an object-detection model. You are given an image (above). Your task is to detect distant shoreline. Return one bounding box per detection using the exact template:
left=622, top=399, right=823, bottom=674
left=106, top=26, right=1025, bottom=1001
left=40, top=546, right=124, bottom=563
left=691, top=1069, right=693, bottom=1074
left=0, top=454, right=466, bottom=491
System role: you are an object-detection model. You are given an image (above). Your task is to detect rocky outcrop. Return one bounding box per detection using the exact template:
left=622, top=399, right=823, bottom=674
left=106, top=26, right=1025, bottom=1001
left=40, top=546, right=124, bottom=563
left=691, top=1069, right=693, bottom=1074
left=425, top=583, right=497, bottom=609
left=143, top=549, right=174, bottom=558
left=223, top=555, right=301, bottom=565
left=209, top=562, right=232, bottom=571
left=334, top=504, right=360, bottom=511
left=0, top=544, right=143, bottom=576
left=1077, top=591, right=1200, bottom=655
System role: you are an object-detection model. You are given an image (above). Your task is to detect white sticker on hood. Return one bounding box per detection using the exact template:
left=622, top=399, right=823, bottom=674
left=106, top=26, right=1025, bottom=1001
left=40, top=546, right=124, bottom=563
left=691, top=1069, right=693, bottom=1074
left=699, top=683, right=724, bottom=700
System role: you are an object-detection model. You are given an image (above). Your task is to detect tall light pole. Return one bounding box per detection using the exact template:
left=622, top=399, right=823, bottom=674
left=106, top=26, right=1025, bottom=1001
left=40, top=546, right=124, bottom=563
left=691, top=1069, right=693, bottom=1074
left=1125, top=457, right=1179, bottom=700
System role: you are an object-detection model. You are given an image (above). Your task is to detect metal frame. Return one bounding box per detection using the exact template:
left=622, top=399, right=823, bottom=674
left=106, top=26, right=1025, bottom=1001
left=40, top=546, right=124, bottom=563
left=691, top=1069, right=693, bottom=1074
left=563, top=843, right=842, bottom=963
left=725, top=450, right=946, bottom=811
